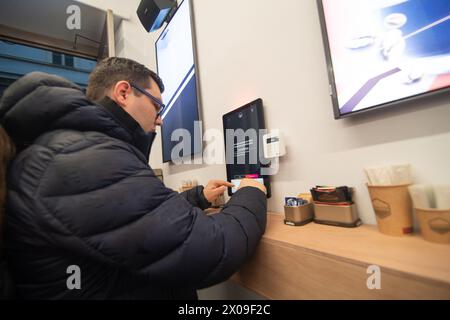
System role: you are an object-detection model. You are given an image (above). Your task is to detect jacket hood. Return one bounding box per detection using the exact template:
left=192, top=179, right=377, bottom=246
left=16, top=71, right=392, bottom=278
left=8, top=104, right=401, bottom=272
left=0, top=72, right=154, bottom=159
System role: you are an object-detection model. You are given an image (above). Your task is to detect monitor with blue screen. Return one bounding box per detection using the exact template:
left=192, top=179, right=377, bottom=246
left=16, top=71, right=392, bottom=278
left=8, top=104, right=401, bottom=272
left=155, top=0, right=202, bottom=162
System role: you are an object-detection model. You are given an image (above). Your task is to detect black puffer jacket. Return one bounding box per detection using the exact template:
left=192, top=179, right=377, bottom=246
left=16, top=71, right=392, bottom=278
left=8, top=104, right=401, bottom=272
left=0, top=72, right=267, bottom=299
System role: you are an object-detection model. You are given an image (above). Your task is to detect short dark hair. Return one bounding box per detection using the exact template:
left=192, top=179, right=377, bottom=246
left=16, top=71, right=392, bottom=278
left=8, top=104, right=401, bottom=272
left=86, top=57, right=164, bottom=102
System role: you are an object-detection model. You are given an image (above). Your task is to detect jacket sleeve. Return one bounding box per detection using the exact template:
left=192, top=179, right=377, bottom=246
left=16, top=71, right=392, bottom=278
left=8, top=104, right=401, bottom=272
left=180, top=186, right=211, bottom=210
left=38, top=137, right=267, bottom=289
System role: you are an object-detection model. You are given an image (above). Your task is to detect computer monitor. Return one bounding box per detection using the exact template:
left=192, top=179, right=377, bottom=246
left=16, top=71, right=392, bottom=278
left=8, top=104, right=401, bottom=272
left=155, top=0, right=202, bottom=162
left=317, top=0, right=450, bottom=119
left=222, top=98, right=271, bottom=198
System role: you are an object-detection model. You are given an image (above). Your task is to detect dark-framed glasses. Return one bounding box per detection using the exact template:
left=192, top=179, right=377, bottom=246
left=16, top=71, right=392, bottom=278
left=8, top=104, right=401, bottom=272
left=130, top=82, right=166, bottom=118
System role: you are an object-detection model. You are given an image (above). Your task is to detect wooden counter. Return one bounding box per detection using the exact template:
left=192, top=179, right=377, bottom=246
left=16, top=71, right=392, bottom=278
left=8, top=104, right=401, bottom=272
left=231, top=213, right=450, bottom=299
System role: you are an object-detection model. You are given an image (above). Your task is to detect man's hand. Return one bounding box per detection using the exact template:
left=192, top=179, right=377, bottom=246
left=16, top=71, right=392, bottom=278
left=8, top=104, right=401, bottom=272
left=203, top=180, right=234, bottom=203
left=238, top=178, right=267, bottom=195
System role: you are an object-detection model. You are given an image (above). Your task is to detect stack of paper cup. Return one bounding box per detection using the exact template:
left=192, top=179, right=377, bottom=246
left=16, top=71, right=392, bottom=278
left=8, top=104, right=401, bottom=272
left=367, top=184, right=413, bottom=236
left=365, top=164, right=413, bottom=236
left=409, top=184, right=450, bottom=244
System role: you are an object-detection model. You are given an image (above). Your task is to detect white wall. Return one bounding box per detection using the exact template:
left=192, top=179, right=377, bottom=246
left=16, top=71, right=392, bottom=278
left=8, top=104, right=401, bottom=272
left=77, top=0, right=450, bottom=299
left=159, top=0, right=450, bottom=225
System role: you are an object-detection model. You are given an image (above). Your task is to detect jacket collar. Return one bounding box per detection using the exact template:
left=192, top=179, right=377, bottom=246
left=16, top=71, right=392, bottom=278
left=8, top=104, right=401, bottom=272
left=97, top=97, right=156, bottom=161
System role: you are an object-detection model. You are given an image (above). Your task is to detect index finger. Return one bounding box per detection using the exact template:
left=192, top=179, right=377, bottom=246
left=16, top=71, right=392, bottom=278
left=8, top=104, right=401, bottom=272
left=210, top=179, right=234, bottom=187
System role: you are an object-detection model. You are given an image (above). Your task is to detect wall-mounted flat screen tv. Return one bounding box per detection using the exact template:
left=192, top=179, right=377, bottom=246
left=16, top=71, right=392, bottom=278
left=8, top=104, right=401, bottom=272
left=317, top=0, right=450, bottom=118
left=156, top=0, right=202, bottom=162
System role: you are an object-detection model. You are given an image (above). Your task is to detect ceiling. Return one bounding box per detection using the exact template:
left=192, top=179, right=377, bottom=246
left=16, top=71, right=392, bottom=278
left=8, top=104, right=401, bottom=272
left=0, top=0, right=123, bottom=58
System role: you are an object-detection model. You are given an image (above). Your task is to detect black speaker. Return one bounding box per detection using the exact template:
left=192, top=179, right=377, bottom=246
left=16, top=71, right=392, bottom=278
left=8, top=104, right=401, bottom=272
left=137, top=0, right=177, bottom=32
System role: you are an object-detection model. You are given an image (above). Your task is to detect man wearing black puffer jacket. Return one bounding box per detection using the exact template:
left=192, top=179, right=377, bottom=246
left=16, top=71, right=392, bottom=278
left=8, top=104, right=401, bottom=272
left=0, top=57, right=267, bottom=299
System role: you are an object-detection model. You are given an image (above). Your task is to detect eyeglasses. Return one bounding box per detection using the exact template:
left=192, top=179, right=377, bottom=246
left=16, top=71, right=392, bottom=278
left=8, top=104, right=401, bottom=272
left=130, top=82, right=166, bottom=118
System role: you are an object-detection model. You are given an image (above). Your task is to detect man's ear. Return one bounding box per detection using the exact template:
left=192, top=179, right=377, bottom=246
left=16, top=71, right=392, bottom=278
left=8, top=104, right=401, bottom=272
left=111, top=81, right=132, bottom=108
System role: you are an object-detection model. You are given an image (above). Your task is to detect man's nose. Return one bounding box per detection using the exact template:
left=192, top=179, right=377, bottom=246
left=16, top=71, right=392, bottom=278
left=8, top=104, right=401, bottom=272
left=155, top=116, right=163, bottom=126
